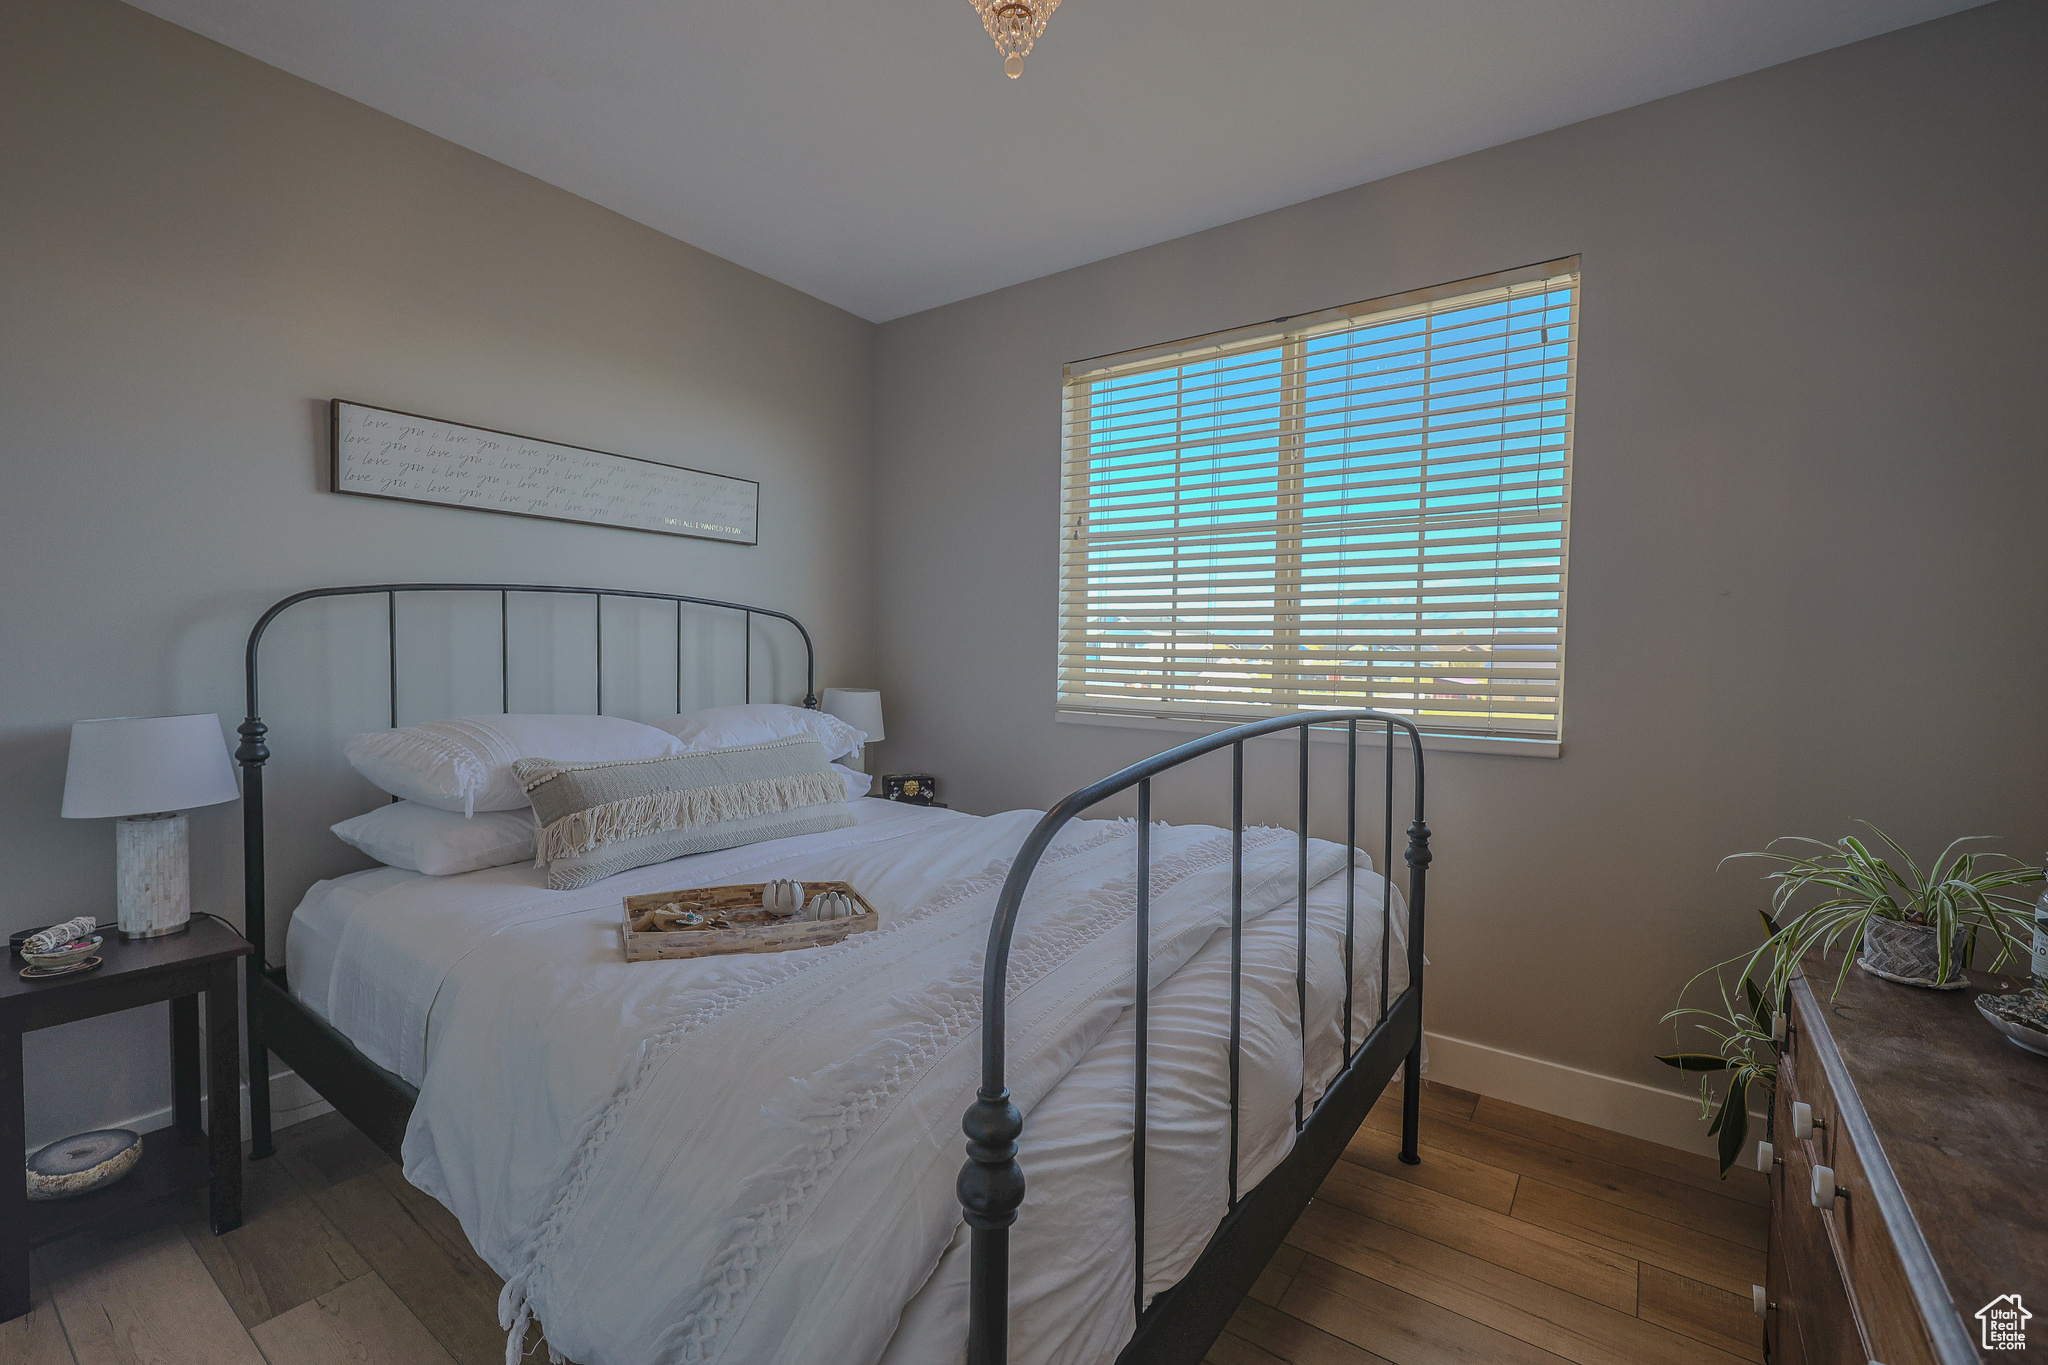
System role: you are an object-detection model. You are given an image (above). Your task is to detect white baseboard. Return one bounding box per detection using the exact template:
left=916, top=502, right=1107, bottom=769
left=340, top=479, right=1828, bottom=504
left=26, top=1068, right=334, bottom=1157
left=1422, top=1029, right=1764, bottom=1163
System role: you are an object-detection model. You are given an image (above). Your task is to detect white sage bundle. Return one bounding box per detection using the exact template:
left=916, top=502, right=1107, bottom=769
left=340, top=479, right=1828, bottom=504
left=24, top=917, right=96, bottom=955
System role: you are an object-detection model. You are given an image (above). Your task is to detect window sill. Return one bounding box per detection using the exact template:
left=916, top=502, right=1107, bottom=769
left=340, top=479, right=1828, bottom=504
left=1053, top=708, right=1561, bottom=759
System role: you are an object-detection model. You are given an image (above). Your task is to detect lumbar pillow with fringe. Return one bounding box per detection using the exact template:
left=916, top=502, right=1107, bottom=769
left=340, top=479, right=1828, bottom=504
left=515, top=736, right=852, bottom=889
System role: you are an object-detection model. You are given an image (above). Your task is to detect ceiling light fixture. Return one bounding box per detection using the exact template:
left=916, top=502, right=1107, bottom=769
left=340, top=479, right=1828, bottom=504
left=972, top=0, right=1061, bottom=78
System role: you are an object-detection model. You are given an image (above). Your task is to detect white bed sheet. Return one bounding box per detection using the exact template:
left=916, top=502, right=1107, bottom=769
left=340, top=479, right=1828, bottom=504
left=281, top=798, right=1409, bottom=1365
left=287, top=863, right=426, bottom=1029
left=287, top=798, right=959, bottom=1081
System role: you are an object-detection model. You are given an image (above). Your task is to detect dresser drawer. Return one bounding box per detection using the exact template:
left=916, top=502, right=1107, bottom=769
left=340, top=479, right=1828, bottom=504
left=1773, top=1050, right=1870, bottom=1365
left=1771, top=953, right=2039, bottom=1365
left=1764, top=1216, right=1808, bottom=1365
left=1788, top=987, right=1939, bottom=1365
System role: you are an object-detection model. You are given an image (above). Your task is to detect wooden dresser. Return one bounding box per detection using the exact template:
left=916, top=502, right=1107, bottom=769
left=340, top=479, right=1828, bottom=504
left=1766, top=952, right=2048, bottom=1364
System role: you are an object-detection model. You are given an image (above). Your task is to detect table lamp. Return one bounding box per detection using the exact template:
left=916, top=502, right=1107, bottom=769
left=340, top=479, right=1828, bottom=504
left=61, top=714, right=241, bottom=940
left=820, top=688, right=884, bottom=771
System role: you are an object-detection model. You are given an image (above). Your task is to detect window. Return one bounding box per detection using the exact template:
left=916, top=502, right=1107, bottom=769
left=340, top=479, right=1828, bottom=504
left=1059, top=259, right=1577, bottom=748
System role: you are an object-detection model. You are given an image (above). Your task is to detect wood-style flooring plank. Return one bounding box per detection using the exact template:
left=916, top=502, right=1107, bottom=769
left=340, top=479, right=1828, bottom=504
left=1470, top=1097, right=1768, bottom=1209
left=1379, top=1081, right=1481, bottom=1122
left=250, top=1273, right=456, bottom=1365
left=1362, top=1104, right=1767, bottom=1251
left=0, top=1268, right=75, bottom=1365
left=1279, top=1254, right=1573, bottom=1365
left=1637, top=1265, right=1764, bottom=1363
left=1250, top=1242, right=1308, bottom=1308
left=182, top=1149, right=369, bottom=1328
left=1287, top=1203, right=1750, bottom=1365
left=1339, top=1125, right=1519, bottom=1215
left=1316, top=1160, right=1639, bottom=1313
left=1227, top=1298, right=1396, bottom=1365
left=1510, top=1178, right=1765, bottom=1300
left=269, top=1112, right=390, bottom=1195
left=1207, top=1326, right=1292, bottom=1365
left=304, top=1167, right=508, bottom=1365
left=37, top=1223, right=266, bottom=1365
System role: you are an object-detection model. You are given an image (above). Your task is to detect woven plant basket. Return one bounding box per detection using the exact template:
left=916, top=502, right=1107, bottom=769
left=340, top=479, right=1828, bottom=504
left=1857, top=917, right=1969, bottom=989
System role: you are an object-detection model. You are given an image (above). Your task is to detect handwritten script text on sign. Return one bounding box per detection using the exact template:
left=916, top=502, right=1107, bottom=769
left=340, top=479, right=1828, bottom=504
left=333, top=402, right=757, bottom=544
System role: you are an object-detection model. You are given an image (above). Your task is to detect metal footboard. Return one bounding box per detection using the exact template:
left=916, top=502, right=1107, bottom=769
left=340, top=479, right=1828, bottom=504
left=957, top=711, right=1429, bottom=1365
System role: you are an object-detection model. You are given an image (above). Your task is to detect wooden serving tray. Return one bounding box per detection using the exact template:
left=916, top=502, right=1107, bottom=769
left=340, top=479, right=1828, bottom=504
left=620, top=881, right=878, bottom=961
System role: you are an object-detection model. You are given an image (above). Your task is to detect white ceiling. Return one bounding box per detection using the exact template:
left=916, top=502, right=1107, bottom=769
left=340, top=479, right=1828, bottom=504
left=130, top=0, right=1985, bottom=321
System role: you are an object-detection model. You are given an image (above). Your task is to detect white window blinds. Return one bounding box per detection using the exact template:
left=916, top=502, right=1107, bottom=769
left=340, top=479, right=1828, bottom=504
left=1059, top=259, right=1577, bottom=743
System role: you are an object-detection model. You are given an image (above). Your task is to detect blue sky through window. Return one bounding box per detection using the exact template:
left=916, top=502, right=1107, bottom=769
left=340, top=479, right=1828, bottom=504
left=1062, top=269, right=1574, bottom=737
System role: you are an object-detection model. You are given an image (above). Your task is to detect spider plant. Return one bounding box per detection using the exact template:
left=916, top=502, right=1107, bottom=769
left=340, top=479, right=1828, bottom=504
left=1658, top=929, right=1780, bottom=1178
left=1727, top=823, right=2042, bottom=999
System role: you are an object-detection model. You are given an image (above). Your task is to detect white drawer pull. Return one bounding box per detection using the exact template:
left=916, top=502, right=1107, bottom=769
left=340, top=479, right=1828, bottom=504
left=1756, top=1140, right=1777, bottom=1172
left=1772, top=1012, right=1786, bottom=1043
left=1792, top=1101, right=1824, bottom=1138
left=1811, top=1163, right=1841, bottom=1208
left=1752, top=1284, right=1774, bottom=1317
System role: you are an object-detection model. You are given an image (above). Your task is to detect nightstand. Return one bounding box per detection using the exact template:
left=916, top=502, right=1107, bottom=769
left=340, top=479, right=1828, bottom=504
left=0, top=915, right=250, bottom=1321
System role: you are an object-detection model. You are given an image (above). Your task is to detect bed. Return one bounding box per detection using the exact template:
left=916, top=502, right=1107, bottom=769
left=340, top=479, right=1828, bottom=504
left=237, top=583, right=1432, bottom=1365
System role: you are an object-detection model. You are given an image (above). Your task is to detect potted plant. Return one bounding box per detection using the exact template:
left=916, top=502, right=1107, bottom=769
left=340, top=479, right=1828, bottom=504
left=1660, top=825, right=2043, bottom=1175
left=1658, top=947, right=1780, bottom=1177
left=1729, top=824, right=2040, bottom=995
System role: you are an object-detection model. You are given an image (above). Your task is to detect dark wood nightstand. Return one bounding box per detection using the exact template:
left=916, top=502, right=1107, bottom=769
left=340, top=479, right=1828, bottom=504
left=0, top=915, right=250, bottom=1321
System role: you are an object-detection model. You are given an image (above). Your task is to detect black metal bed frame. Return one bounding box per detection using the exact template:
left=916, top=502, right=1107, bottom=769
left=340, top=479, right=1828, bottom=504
left=959, top=712, right=1427, bottom=1365
left=237, top=583, right=1427, bottom=1365
left=237, top=582, right=816, bottom=1157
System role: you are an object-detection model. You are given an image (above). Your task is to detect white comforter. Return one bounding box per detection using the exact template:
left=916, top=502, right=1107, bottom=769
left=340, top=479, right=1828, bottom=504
left=288, top=800, right=1407, bottom=1365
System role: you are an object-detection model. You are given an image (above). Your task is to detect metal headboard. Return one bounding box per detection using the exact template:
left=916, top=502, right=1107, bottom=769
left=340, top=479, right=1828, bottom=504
left=235, top=582, right=819, bottom=976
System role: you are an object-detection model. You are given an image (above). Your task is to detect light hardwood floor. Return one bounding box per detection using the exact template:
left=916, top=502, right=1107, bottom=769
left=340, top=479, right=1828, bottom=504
left=1, top=1081, right=1767, bottom=1365
left=1211, top=1081, right=1771, bottom=1365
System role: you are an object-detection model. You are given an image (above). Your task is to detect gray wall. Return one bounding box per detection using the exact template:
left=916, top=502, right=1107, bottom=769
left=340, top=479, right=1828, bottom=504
left=872, top=2, right=2048, bottom=1096
left=6, top=0, right=2041, bottom=1150
left=0, top=0, right=876, bottom=1145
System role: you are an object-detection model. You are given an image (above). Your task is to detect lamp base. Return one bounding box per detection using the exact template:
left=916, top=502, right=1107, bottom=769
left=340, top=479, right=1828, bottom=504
left=117, top=921, right=191, bottom=942
left=115, top=812, right=191, bottom=941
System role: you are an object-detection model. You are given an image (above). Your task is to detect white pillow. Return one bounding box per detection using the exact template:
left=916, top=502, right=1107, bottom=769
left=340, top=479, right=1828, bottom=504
left=344, top=714, right=685, bottom=815
left=832, top=763, right=873, bottom=799
left=332, top=801, right=537, bottom=876
left=648, top=704, right=865, bottom=763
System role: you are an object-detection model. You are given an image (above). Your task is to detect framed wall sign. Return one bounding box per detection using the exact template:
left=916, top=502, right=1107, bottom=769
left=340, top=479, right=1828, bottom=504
left=330, top=400, right=759, bottom=545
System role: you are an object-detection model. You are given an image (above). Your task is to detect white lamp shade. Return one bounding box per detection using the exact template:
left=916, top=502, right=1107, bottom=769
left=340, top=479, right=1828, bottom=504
left=61, top=714, right=241, bottom=818
left=820, top=688, right=885, bottom=744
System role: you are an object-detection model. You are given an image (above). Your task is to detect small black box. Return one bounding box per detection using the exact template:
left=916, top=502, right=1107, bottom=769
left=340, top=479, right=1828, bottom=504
left=881, top=772, right=939, bottom=805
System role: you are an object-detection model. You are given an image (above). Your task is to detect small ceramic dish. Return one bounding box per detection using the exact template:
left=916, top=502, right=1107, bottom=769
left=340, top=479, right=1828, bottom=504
left=21, top=936, right=102, bottom=970
left=650, top=902, right=717, bottom=931
left=19, top=955, right=103, bottom=981
left=1977, top=991, right=2048, bottom=1058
